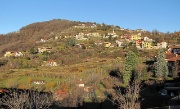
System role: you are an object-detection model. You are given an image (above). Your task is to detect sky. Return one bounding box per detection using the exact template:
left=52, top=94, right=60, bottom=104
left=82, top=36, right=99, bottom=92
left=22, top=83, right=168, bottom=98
left=0, top=0, right=180, bottom=34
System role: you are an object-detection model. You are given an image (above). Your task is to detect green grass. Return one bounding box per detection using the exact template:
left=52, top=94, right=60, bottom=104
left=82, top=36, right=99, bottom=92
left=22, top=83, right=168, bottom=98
left=0, top=75, right=62, bottom=88
left=0, top=57, right=120, bottom=92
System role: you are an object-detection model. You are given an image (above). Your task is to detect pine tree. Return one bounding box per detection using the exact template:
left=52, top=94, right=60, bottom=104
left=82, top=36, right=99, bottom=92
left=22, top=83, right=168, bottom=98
left=123, top=51, right=138, bottom=85
left=155, top=48, right=168, bottom=78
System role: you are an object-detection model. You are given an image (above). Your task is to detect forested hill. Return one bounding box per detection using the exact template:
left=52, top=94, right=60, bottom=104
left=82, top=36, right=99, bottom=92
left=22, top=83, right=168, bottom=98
left=0, top=19, right=79, bottom=54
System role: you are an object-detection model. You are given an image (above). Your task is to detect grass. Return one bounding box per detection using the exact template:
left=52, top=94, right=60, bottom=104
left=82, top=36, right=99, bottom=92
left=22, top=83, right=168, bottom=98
left=0, top=57, right=116, bottom=90
left=0, top=75, right=61, bottom=88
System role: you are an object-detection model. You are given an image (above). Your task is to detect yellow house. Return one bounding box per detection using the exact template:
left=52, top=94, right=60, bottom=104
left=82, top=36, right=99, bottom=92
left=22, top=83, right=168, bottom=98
left=141, top=41, right=152, bottom=49
left=4, top=51, right=14, bottom=57
left=131, top=35, right=141, bottom=41
left=104, top=42, right=111, bottom=48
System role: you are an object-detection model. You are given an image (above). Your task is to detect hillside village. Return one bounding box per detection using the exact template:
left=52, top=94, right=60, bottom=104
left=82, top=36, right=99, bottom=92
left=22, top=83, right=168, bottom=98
left=0, top=19, right=180, bottom=109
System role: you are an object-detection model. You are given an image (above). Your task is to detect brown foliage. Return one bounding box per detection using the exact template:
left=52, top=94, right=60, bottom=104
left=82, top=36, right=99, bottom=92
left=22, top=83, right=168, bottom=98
left=0, top=89, right=53, bottom=109
left=110, top=81, right=141, bottom=109
left=0, top=19, right=78, bottom=55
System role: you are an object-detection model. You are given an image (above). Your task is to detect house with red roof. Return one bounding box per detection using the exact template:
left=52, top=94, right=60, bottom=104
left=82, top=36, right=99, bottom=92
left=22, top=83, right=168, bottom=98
left=53, top=89, right=69, bottom=101
left=168, top=45, right=180, bottom=54
left=165, top=45, right=180, bottom=76
left=0, top=89, right=8, bottom=93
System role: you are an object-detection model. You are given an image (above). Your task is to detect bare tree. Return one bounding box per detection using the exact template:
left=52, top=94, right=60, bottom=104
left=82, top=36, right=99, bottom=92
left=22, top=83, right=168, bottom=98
left=110, top=81, right=141, bottom=109
left=172, top=61, right=180, bottom=78
left=0, top=89, right=53, bottom=109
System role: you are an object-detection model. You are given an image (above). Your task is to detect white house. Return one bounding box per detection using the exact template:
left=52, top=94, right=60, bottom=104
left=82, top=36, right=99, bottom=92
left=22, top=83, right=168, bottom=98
left=32, top=80, right=45, bottom=85
left=115, top=40, right=124, bottom=47
left=76, top=79, right=85, bottom=88
left=14, top=52, right=23, bottom=57
left=157, top=42, right=167, bottom=48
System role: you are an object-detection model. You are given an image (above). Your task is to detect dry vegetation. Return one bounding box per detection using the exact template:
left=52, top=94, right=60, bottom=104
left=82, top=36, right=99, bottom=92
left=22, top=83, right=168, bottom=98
left=0, top=19, right=180, bottom=108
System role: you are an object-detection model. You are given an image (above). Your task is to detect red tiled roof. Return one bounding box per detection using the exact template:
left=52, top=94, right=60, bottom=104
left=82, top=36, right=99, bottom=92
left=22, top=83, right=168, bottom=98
left=165, top=52, right=180, bottom=61
left=167, top=57, right=179, bottom=61
left=56, top=90, right=63, bottom=95
left=56, top=90, right=68, bottom=95
left=0, top=89, right=8, bottom=93
left=165, top=52, right=176, bottom=59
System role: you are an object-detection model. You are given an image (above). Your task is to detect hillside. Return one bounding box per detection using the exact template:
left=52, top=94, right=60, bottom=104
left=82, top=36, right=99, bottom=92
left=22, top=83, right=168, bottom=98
left=1, top=19, right=180, bottom=108
left=1, top=19, right=180, bottom=57
left=0, top=19, right=80, bottom=55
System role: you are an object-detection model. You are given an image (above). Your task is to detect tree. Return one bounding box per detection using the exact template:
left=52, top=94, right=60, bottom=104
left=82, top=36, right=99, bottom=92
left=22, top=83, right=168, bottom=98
left=172, top=61, right=180, bottom=78
left=115, top=25, right=120, bottom=29
left=135, top=64, right=148, bottom=81
left=0, top=89, right=53, bottom=109
left=123, top=51, right=138, bottom=85
left=155, top=48, right=168, bottom=78
left=110, top=81, right=141, bottom=109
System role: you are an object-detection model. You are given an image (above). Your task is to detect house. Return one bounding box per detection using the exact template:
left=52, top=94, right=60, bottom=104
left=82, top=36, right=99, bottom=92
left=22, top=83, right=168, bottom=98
left=165, top=52, right=178, bottom=75
left=130, top=34, right=141, bottom=41
left=104, top=42, right=112, bottom=48
left=32, top=80, right=45, bottom=85
left=76, top=79, right=85, bottom=88
left=53, top=89, right=69, bottom=101
left=40, top=39, right=46, bottom=43
left=165, top=46, right=180, bottom=75
left=0, top=89, right=8, bottom=93
left=135, top=39, right=142, bottom=46
left=4, top=51, right=23, bottom=57
left=73, top=24, right=86, bottom=28
left=143, top=36, right=153, bottom=42
left=157, top=42, right=167, bottom=48
left=115, top=40, right=124, bottom=47
left=36, top=39, right=47, bottom=43
left=103, top=29, right=118, bottom=38
left=168, top=45, right=180, bottom=54
left=90, top=24, right=97, bottom=28
left=38, top=47, right=52, bottom=53
left=14, top=52, right=23, bottom=57
left=75, top=33, right=88, bottom=40
left=84, top=86, right=94, bottom=93
left=44, top=60, right=58, bottom=66
left=94, top=41, right=103, bottom=46
left=76, top=43, right=86, bottom=48
left=141, top=41, right=152, bottom=49
left=4, top=51, right=14, bottom=57
left=86, top=32, right=101, bottom=37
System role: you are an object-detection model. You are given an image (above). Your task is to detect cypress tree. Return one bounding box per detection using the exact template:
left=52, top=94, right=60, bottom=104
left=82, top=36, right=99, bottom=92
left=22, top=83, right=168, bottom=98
left=155, top=48, right=168, bottom=78
left=123, top=51, right=138, bottom=85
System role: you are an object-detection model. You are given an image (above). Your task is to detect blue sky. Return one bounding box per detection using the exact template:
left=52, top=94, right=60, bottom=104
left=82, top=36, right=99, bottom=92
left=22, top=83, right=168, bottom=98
left=0, top=0, right=180, bottom=34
